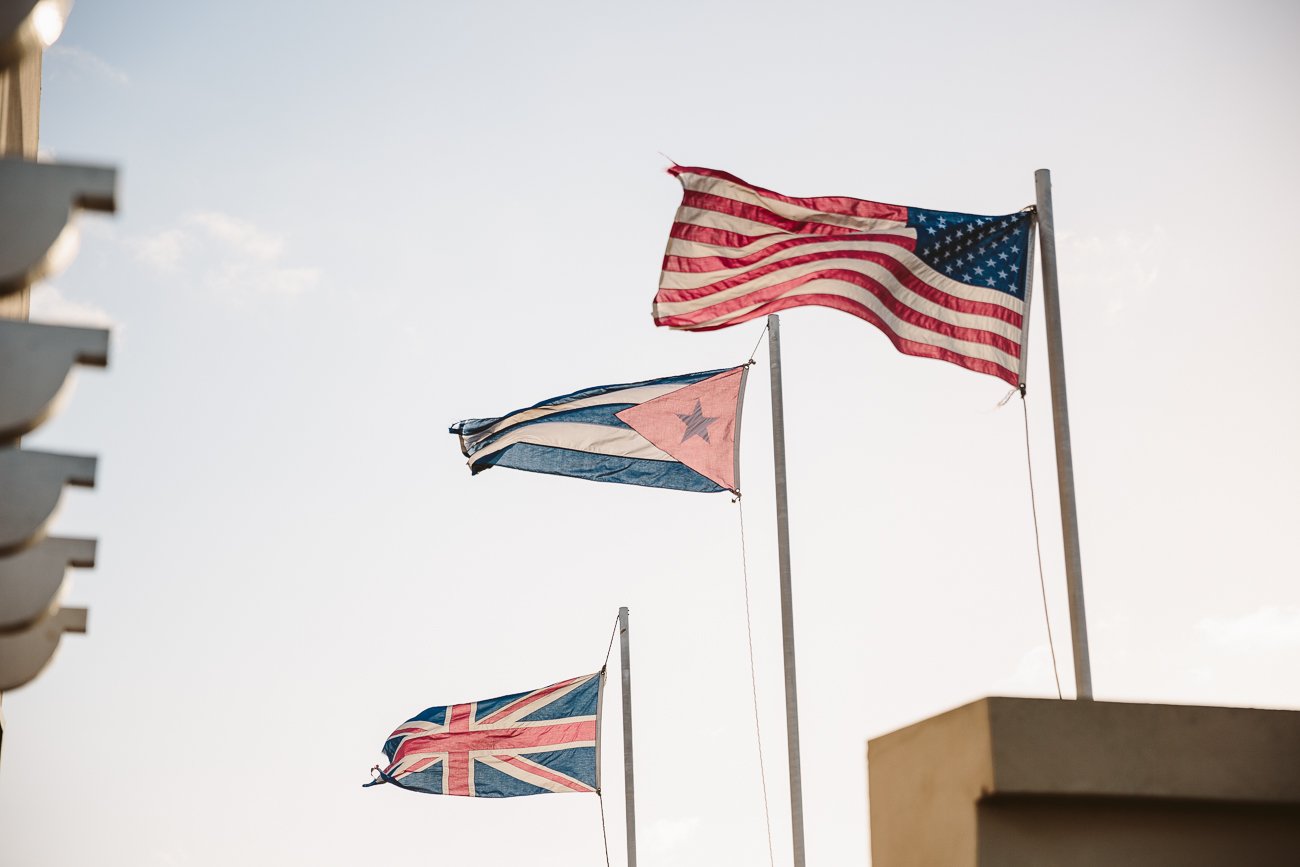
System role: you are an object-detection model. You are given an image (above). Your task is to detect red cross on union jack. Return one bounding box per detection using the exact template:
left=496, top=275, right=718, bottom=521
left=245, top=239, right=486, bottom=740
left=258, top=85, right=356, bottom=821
left=372, top=672, right=603, bottom=798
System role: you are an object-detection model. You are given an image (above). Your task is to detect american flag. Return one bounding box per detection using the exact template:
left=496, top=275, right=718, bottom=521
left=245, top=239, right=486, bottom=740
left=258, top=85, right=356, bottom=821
left=368, top=672, right=602, bottom=798
left=653, top=166, right=1034, bottom=386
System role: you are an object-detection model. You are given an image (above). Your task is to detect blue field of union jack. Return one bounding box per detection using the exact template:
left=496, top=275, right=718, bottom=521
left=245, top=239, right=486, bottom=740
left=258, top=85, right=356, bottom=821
left=368, top=672, right=603, bottom=798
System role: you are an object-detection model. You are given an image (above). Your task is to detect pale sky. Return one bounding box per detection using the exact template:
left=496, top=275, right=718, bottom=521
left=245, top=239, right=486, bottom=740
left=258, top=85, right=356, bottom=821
left=3, top=1, right=1299, bottom=865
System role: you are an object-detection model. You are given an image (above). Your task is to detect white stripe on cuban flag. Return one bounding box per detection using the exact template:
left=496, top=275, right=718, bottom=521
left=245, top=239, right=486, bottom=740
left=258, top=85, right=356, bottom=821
left=457, top=380, right=693, bottom=450
left=467, top=421, right=677, bottom=466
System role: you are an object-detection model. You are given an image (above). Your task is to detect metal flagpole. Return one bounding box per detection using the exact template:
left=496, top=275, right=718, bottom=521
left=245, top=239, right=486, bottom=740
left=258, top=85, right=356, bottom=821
left=618, top=606, right=638, bottom=867
left=1033, top=170, right=1094, bottom=701
left=766, top=314, right=807, bottom=867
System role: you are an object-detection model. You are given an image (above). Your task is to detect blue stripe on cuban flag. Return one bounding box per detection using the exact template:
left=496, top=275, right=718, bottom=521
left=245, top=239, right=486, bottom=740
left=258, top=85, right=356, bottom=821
left=450, top=369, right=730, bottom=494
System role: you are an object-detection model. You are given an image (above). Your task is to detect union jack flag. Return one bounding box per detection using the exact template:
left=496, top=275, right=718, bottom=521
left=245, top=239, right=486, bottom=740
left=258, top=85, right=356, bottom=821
left=366, top=672, right=603, bottom=798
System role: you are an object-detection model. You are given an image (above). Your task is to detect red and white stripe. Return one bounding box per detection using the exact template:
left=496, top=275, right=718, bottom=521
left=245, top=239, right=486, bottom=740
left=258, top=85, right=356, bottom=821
left=654, top=166, right=1025, bottom=385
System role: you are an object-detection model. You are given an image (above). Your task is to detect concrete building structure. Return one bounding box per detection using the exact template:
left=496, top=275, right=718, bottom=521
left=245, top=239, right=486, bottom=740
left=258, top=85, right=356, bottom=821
left=868, top=697, right=1300, bottom=866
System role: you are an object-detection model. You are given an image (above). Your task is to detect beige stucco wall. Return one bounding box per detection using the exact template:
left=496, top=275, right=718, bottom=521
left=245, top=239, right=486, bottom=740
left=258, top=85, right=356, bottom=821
left=868, top=698, right=1300, bottom=866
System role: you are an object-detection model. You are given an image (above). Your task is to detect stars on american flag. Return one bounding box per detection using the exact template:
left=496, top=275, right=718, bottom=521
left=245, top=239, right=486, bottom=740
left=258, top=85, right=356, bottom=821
left=907, top=206, right=1033, bottom=297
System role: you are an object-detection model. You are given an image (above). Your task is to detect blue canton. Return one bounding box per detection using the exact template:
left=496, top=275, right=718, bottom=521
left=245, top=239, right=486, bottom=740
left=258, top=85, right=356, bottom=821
left=907, top=207, right=1032, bottom=298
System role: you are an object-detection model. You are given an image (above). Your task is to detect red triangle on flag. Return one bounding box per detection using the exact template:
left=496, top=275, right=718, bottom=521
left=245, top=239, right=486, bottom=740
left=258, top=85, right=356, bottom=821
left=615, top=366, right=748, bottom=492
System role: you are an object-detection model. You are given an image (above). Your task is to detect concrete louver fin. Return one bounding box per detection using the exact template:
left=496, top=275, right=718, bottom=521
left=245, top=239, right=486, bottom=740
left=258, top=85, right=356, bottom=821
left=0, top=606, right=87, bottom=691
left=0, top=159, right=116, bottom=298
left=0, top=536, right=95, bottom=634
left=0, top=319, right=109, bottom=441
left=0, top=449, right=96, bottom=556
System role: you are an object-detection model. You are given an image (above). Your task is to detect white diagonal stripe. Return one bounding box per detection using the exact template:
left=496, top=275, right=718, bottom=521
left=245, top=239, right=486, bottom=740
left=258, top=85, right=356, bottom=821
left=482, top=676, right=594, bottom=726
left=475, top=754, right=593, bottom=794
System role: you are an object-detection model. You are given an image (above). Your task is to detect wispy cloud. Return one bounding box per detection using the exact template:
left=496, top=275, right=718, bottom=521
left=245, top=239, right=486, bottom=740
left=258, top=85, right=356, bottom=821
left=132, top=228, right=188, bottom=272
left=991, top=644, right=1063, bottom=698
left=187, top=212, right=284, bottom=261
left=205, top=261, right=320, bottom=297
left=152, top=848, right=196, bottom=867
left=46, top=44, right=129, bottom=86
left=1060, top=227, right=1166, bottom=318
left=130, top=212, right=320, bottom=299
left=648, top=816, right=702, bottom=858
left=1198, top=605, right=1300, bottom=651
left=28, top=283, right=117, bottom=330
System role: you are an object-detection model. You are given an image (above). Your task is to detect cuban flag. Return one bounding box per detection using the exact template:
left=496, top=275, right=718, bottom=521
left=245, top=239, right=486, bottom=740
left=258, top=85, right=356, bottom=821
left=366, top=673, right=602, bottom=798
left=450, top=366, right=749, bottom=494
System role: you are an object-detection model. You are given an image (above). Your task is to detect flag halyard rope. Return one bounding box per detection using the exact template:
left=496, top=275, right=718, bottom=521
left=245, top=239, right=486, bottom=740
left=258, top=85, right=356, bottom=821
left=598, top=791, right=612, bottom=867
left=1020, top=394, right=1064, bottom=700
left=598, top=610, right=620, bottom=867
left=747, top=321, right=770, bottom=367
left=602, top=613, right=619, bottom=673
left=737, top=497, right=778, bottom=867
left=736, top=320, right=778, bottom=867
